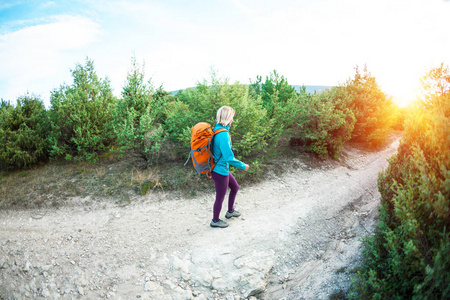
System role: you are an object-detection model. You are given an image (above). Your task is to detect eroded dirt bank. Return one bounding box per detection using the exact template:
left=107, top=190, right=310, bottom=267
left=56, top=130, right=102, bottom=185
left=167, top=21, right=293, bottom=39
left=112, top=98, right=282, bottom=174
left=0, top=139, right=399, bottom=299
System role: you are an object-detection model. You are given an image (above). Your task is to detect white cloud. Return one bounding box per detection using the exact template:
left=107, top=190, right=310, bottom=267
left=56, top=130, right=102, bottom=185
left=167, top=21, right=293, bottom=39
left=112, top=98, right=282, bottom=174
left=0, top=1, right=15, bottom=10
left=40, top=1, right=56, bottom=8
left=0, top=15, right=101, bottom=104
left=230, top=0, right=259, bottom=15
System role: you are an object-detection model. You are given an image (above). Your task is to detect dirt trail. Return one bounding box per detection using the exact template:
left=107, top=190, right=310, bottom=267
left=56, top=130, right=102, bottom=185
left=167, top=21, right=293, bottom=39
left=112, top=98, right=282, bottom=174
left=0, top=138, right=399, bottom=300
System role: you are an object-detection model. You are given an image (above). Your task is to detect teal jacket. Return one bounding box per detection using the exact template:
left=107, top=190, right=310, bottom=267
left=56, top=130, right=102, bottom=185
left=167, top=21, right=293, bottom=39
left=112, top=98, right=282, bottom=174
left=212, top=123, right=246, bottom=176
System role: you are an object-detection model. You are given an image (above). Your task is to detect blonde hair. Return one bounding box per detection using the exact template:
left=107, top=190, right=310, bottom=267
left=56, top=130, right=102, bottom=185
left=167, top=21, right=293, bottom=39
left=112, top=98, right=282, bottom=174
left=216, top=106, right=235, bottom=126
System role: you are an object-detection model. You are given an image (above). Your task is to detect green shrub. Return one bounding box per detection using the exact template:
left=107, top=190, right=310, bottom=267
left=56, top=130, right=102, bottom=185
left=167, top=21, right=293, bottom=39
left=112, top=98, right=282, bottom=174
left=0, top=95, right=49, bottom=169
left=48, top=58, right=116, bottom=161
left=249, top=70, right=298, bottom=122
left=351, top=64, right=450, bottom=299
left=420, top=62, right=450, bottom=108
left=164, top=74, right=270, bottom=161
left=250, top=71, right=356, bottom=160
left=391, top=105, right=407, bottom=131
left=345, top=66, right=397, bottom=148
left=291, top=87, right=355, bottom=159
left=249, top=71, right=304, bottom=151
left=109, top=56, right=172, bottom=160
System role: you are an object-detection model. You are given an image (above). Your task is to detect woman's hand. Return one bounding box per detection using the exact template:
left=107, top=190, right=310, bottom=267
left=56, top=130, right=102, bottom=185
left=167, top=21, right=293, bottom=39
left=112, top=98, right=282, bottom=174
left=244, top=164, right=250, bottom=171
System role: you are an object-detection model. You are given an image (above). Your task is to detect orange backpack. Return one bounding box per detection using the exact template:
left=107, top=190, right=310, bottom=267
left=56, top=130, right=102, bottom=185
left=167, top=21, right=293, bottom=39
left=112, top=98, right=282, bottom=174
left=184, top=122, right=227, bottom=175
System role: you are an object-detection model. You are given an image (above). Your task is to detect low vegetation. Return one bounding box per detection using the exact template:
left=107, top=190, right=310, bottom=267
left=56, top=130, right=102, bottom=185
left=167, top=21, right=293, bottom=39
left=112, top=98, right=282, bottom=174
left=1, top=58, right=400, bottom=196
left=351, top=63, right=450, bottom=299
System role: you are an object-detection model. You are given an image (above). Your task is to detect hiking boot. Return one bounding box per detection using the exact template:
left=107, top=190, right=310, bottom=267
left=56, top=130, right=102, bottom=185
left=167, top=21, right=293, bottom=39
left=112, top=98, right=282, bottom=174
left=210, top=219, right=228, bottom=228
left=225, top=210, right=241, bottom=219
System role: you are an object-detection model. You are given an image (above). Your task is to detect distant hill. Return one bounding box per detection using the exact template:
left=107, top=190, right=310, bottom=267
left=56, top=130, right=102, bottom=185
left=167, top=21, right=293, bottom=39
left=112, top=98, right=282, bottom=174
left=171, top=85, right=333, bottom=95
left=293, top=85, right=333, bottom=94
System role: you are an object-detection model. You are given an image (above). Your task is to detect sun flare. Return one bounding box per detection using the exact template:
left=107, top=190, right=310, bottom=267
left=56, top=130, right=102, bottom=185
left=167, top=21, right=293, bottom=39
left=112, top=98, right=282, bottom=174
left=393, top=93, right=417, bottom=107
left=385, top=79, right=421, bottom=108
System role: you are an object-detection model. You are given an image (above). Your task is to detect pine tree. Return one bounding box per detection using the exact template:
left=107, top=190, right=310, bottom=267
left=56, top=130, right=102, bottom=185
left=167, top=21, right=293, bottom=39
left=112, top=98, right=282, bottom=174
left=346, top=66, right=396, bottom=148
left=48, top=58, right=116, bottom=161
left=0, top=95, right=49, bottom=169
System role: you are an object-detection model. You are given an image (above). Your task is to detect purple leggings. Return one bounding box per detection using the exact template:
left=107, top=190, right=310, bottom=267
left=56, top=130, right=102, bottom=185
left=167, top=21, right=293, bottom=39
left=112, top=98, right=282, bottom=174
left=211, top=171, right=240, bottom=221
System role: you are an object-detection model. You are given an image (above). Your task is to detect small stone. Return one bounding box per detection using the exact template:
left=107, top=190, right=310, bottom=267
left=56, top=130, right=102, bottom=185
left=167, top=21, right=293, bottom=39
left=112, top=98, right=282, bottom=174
left=42, top=264, right=52, bottom=271
left=144, top=281, right=159, bottom=291
left=23, top=261, right=31, bottom=271
left=40, top=286, right=50, bottom=298
left=212, top=279, right=227, bottom=292
left=180, top=289, right=193, bottom=299
left=77, top=286, right=85, bottom=295
left=194, top=293, right=207, bottom=300
left=181, top=272, right=191, bottom=281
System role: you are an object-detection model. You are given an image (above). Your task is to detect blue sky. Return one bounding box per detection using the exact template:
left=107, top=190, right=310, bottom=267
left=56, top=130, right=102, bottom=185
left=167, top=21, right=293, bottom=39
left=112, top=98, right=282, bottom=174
left=1, top=0, right=450, bottom=107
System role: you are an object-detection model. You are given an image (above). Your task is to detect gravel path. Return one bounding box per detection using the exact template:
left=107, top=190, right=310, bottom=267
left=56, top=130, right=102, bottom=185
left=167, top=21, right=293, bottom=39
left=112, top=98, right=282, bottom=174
left=0, top=139, right=399, bottom=299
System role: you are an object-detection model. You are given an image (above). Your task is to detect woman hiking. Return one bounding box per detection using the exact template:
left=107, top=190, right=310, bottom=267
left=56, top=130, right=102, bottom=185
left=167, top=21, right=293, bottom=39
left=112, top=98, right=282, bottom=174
left=209, top=106, right=249, bottom=228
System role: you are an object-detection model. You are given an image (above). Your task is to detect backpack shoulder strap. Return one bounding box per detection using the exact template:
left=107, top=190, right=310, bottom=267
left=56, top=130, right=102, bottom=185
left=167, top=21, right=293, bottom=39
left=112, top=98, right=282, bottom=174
left=210, top=128, right=228, bottom=159
left=213, top=128, right=228, bottom=135
left=212, top=128, right=228, bottom=146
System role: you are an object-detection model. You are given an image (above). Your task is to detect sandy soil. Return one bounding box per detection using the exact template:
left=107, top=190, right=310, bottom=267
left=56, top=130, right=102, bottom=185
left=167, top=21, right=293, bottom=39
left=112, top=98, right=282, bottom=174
left=0, top=138, right=399, bottom=300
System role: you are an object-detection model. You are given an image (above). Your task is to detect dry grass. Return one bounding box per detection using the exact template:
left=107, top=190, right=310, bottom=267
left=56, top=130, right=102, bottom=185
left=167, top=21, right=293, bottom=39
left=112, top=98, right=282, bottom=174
left=0, top=153, right=137, bottom=208
left=0, top=147, right=326, bottom=208
left=131, top=168, right=163, bottom=195
left=0, top=149, right=214, bottom=208
left=0, top=131, right=401, bottom=209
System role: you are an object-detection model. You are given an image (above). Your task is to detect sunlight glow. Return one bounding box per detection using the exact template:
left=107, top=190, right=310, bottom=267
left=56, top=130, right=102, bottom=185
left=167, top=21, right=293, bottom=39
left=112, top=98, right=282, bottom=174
left=391, top=87, right=420, bottom=107
left=393, top=94, right=416, bottom=108
left=380, top=73, right=422, bottom=108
